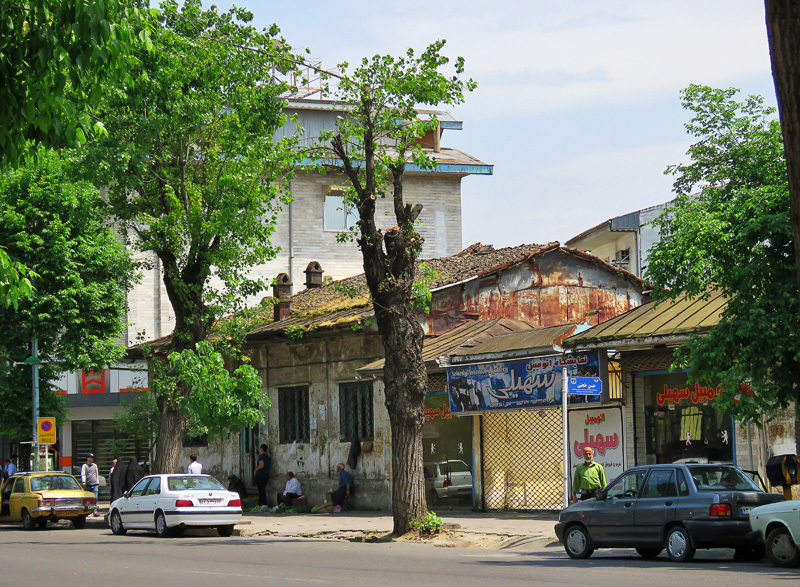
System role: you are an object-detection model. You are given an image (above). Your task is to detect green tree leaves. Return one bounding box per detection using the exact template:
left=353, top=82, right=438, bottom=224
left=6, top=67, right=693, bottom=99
left=646, top=85, right=798, bottom=421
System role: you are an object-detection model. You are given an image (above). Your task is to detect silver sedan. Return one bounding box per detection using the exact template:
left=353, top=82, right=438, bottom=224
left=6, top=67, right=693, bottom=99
left=109, top=474, right=242, bottom=537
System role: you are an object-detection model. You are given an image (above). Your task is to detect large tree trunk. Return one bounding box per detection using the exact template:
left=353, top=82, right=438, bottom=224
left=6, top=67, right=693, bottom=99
left=765, top=0, right=800, bottom=454
left=153, top=403, right=188, bottom=474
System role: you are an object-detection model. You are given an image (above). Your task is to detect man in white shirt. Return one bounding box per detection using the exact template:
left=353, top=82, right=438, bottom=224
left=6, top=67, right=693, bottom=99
left=276, top=471, right=302, bottom=506
left=187, top=455, right=202, bottom=475
left=4, top=457, right=17, bottom=477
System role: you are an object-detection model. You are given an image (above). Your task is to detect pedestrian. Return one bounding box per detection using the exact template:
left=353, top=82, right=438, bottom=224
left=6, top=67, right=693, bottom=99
left=81, top=454, right=100, bottom=514
left=124, top=457, right=144, bottom=492
left=331, top=462, right=355, bottom=511
left=276, top=472, right=302, bottom=506
left=109, top=457, right=127, bottom=501
left=3, top=457, right=16, bottom=478
left=253, top=444, right=271, bottom=506
left=187, top=454, right=202, bottom=475
left=572, top=447, right=607, bottom=503
left=227, top=474, right=248, bottom=500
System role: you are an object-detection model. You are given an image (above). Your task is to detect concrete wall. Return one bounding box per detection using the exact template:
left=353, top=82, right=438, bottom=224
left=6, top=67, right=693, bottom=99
left=249, top=329, right=392, bottom=509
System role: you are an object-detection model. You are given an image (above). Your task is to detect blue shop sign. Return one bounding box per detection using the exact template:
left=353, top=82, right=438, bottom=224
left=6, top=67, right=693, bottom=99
left=447, top=351, right=600, bottom=413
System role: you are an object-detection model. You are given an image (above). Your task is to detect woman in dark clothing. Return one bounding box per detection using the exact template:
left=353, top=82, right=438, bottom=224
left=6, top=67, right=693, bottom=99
left=124, top=457, right=144, bottom=492
left=110, top=458, right=128, bottom=501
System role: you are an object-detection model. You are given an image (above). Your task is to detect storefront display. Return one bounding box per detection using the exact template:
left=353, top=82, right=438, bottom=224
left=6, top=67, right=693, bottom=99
left=642, top=372, right=734, bottom=464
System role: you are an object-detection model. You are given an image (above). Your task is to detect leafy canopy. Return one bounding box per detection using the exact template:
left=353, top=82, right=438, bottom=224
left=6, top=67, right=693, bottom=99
left=0, top=148, right=138, bottom=438
left=646, top=85, right=797, bottom=421
left=0, top=0, right=152, bottom=168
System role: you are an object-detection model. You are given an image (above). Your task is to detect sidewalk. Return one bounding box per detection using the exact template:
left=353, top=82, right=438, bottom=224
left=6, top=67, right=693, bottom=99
left=89, top=502, right=559, bottom=547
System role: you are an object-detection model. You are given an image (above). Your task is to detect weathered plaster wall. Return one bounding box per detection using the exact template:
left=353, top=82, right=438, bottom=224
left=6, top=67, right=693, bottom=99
left=251, top=330, right=392, bottom=509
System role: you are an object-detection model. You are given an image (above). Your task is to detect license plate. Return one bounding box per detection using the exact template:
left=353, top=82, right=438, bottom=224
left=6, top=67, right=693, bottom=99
left=740, top=506, right=751, bottom=515
left=199, top=499, right=221, bottom=505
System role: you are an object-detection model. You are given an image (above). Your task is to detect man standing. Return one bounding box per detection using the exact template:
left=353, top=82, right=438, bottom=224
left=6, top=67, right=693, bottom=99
left=4, top=457, right=17, bottom=478
left=331, top=462, right=355, bottom=510
left=572, top=447, right=607, bottom=503
left=187, top=455, right=202, bottom=475
left=276, top=472, right=302, bottom=506
left=253, top=444, right=271, bottom=506
left=81, top=454, right=100, bottom=514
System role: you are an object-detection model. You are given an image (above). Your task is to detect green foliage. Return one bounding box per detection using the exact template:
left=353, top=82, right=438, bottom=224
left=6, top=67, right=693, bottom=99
left=0, top=148, right=137, bottom=438
left=646, top=85, right=798, bottom=421
left=114, top=391, right=159, bottom=449
left=150, top=341, right=269, bottom=442
left=0, top=0, right=152, bottom=168
left=409, top=511, right=442, bottom=535
left=284, top=325, right=306, bottom=341
left=411, top=263, right=441, bottom=314
left=0, top=246, right=37, bottom=309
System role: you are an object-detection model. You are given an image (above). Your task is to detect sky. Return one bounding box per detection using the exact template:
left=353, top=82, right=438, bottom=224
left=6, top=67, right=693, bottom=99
left=204, top=0, right=779, bottom=249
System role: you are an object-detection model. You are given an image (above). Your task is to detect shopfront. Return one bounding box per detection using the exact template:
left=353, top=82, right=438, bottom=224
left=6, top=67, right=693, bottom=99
left=641, top=371, right=734, bottom=465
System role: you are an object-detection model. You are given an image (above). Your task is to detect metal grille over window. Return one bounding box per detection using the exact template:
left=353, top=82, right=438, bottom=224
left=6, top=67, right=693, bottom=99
left=339, top=381, right=374, bottom=441
left=481, top=408, right=563, bottom=511
left=607, top=359, right=623, bottom=400
left=278, top=386, right=310, bottom=444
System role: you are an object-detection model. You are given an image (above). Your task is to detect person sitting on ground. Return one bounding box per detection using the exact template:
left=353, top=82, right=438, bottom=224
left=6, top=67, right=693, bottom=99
left=276, top=471, right=302, bottom=506
left=331, top=462, right=355, bottom=510
left=227, top=474, right=248, bottom=500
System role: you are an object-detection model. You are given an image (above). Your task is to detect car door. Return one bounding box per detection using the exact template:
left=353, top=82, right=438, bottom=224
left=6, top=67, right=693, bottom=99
left=8, top=476, right=28, bottom=520
left=0, top=477, right=13, bottom=519
left=122, top=477, right=153, bottom=527
left=590, top=469, right=646, bottom=544
left=634, top=468, right=678, bottom=542
left=137, top=477, right=162, bottom=529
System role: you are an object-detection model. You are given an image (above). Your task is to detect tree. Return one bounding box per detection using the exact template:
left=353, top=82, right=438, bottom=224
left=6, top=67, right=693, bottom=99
left=646, top=85, right=799, bottom=434
left=0, top=0, right=150, bottom=168
left=0, top=149, right=138, bottom=439
left=79, top=0, right=298, bottom=473
left=319, top=41, right=475, bottom=534
left=0, top=247, right=36, bottom=309
left=765, top=1, right=800, bottom=301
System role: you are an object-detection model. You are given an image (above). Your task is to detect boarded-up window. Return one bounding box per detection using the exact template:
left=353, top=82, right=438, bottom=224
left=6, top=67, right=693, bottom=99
left=339, top=381, right=373, bottom=441
left=279, top=386, right=309, bottom=443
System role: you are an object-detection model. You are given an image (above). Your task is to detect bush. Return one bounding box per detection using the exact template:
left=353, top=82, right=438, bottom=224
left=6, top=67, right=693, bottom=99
left=409, top=511, right=442, bottom=535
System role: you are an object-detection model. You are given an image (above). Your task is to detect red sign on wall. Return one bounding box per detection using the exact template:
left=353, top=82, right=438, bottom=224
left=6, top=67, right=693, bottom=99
left=81, top=370, right=105, bottom=394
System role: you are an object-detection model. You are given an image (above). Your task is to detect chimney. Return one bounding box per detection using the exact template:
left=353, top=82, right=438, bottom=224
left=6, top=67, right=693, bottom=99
left=273, top=273, right=293, bottom=321
left=304, top=261, right=324, bottom=289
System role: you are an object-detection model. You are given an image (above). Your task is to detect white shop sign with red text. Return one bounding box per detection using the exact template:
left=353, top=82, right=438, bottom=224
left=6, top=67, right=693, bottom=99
left=568, top=407, right=625, bottom=487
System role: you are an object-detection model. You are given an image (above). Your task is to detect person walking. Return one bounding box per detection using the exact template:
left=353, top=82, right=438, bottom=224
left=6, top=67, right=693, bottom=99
left=187, top=455, right=202, bottom=474
left=572, top=447, right=607, bottom=503
left=81, top=454, right=100, bottom=515
left=253, top=444, right=271, bottom=506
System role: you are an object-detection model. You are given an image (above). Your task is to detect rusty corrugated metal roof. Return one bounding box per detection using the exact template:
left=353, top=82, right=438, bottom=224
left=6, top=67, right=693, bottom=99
left=359, top=318, right=537, bottom=372
left=451, top=323, right=579, bottom=362
left=564, top=290, right=727, bottom=348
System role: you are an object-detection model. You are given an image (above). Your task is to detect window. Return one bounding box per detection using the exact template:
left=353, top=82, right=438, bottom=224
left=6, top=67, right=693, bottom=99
left=641, top=469, right=677, bottom=498
left=605, top=469, right=646, bottom=500
left=324, top=190, right=358, bottom=232
left=143, top=477, right=161, bottom=496
left=279, top=386, right=310, bottom=444
left=129, top=477, right=150, bottom=498
left=182, top=433, right=208, bottom=448
left=339, top=381, right=373, bottom=441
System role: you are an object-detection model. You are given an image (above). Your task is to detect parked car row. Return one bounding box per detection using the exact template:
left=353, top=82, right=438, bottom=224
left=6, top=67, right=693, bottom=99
left=556, top=463, right=800, bottom=567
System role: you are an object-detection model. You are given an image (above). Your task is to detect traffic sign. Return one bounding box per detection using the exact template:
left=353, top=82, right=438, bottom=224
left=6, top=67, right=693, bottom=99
left=568, top=376, right=603, bottom=396
left=38, top=417, right=56, bottom=445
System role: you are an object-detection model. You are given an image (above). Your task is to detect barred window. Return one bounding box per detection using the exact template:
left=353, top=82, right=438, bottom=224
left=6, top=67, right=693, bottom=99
left=339, top=381, right=373, bottom=441
left=279, top=386, right=310, bottom=444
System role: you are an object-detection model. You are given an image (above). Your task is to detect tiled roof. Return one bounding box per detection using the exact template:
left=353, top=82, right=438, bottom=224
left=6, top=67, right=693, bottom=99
left=564, top=290, right=727, bottom=348
left=451, top=323, right=579, bottom=362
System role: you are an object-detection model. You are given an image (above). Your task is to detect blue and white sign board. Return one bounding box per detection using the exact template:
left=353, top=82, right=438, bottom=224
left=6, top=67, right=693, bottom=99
left=568, top=376, right=603, bottom=396
left=447, top=350, right=600, bottom=413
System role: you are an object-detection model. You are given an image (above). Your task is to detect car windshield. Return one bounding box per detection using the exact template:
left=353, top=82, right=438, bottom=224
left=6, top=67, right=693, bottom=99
left=30, top=475, right=82, bottom=491
left=688, top=466, right=759, bottom=492
left=167, top=476, right=225, bottom=491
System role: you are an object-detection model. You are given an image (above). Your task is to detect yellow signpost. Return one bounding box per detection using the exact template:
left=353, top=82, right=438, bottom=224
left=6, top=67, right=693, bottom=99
left=38, top=417, right=56, bottom=445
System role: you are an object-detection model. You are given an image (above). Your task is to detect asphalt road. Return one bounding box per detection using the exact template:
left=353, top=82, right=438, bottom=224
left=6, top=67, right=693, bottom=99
left=1, top=524, right=796, bottom=586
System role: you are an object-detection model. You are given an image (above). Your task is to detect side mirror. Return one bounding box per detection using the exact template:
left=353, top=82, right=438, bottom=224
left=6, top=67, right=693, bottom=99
left=594, top=489, right=606, bottom=501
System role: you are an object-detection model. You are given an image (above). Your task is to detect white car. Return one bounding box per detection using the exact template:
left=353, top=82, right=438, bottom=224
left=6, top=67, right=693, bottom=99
left=108, top=474, right=242, bottom=537
left=749, top=500, right=800, bottom=567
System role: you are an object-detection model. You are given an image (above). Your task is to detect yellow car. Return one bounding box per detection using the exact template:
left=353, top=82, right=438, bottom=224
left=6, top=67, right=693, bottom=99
left=0, top=472, right=98, bottom=529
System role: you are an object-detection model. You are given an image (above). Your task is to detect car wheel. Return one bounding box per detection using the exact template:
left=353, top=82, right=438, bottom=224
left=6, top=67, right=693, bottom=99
left=21, top=509, right=36, bottom=531
left=635, top=547, right=663, bottom=559
left=564, top=525, right=594, bottom=559
left=765, top=527, right=800, bottom=568
left=110, top=510, right=127, bottom=536
left=666, top=526, right=695, bottom=562
left=218, top=525, right=235, bottom=537
left=72, top=516, right=87, bottom=529
left=154, top=511, right=171, bottom=538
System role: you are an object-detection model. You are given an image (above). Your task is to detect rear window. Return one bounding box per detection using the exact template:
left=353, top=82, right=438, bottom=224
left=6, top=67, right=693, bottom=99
left=446, top=461, right=470, bottom=473
left=167, top=476, right=225, bottom=492
left=688, top=466, right=760, bottom=492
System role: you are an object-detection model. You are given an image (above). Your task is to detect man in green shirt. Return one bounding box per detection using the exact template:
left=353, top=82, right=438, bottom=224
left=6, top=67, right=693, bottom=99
left=572, top=447, right=607, bottom=503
